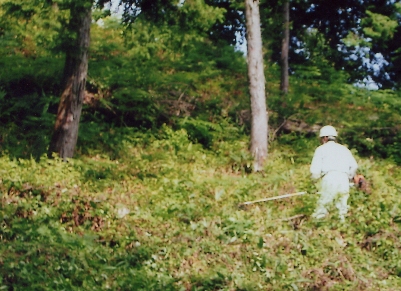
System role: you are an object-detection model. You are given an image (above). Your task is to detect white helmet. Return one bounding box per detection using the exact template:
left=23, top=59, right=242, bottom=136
left=319, top=125, right=337, bottom=137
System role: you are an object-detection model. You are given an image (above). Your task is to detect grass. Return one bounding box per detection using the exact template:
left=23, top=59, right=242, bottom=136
left=2, top=126, right=401, bottom=290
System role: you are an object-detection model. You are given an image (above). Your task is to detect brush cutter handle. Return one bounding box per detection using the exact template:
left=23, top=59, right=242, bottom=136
left=240, top=191, right=307, bottom=206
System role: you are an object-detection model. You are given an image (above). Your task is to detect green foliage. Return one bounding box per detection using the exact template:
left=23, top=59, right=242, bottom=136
left=176, top=118, right=222, bottom=148
left=2, top=128, right=401, bottom=290
left=362, top=10, right=398, bottom=42
left=0, top=0, right=66, bottom=56
left=85, top=18, right=248, bottom=131
left=178, top=0, right=226, bottom=33
left=0, top=11, right=250, bottom=158
left=0, top=56, right=61, bottom=159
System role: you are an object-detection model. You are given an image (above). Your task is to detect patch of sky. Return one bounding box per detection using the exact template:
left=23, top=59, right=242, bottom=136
left=306, top=4, right=315, bottom=13
left=235, top=31, right=247, bottom=55
left=106, top=0, right=123, bottom=15
left=341, top=43, right=389, bottom=89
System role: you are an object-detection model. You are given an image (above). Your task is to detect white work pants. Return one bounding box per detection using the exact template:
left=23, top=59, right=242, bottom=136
left=312, top=171, right=350, bottom=221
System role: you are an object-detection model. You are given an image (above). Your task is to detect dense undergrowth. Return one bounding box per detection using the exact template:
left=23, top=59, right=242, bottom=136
left=2, top=15, right=401, bottom=291
left=2, top=126, right=401, bottom=290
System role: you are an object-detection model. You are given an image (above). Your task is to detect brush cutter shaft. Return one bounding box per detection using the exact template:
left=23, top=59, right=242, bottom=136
left=242, top=191, right=307, bottom=205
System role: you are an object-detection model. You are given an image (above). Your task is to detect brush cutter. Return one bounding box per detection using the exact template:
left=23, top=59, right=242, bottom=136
left=239, top=174, right=369, bottom=207
left=238, top=191, right=310, bottom=207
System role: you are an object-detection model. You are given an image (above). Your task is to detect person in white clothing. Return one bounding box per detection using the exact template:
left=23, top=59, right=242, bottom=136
left=310, top=125, right=358, bottom=221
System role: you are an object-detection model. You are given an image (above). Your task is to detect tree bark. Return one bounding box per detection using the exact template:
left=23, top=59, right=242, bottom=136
left=280, top=0, right=289, bottom=94
left=48, top=4, right=92, bottom=159
left=245, top=0, right=268, bottom=172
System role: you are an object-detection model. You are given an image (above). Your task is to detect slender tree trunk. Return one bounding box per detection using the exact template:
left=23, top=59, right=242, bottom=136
left=245, top=0, right=268, bottom=172
left=48, top=5, right=91, bottom=159
left=280, top=0, right=289, bottom=94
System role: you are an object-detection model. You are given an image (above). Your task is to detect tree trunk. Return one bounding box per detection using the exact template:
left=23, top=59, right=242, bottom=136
left=280, top=0, right=289, bottom=94
left=245, top=0, right=268, bottom=172
left=48, top=5, right=91, bottom=159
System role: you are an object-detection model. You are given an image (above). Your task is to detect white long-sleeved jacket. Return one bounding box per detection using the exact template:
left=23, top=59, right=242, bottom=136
left=310, top=141, right=358, bottom=180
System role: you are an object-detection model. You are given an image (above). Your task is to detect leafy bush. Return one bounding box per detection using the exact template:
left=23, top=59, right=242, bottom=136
left=2, top=123, right=401, bottom=290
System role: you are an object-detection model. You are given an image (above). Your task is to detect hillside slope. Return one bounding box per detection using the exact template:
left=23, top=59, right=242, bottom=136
left=2, top=126, right=401, bottom=290
left=2, top=15, right=401, bottom=291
